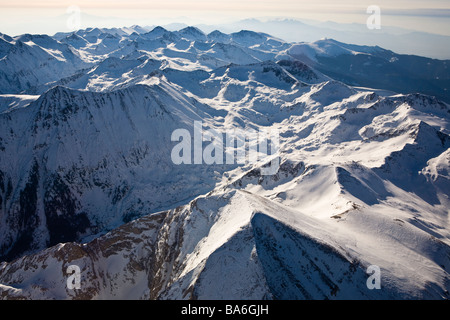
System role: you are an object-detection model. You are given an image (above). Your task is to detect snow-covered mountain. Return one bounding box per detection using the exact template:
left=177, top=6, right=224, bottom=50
left=0, top=34, right=90, bottom=94
left=285, top=38, right=450, bottom=104
left=0, top=26, right=449, bottom=300
left=1, top=27, right=447, bottom=101
left=0, top=81, right=227, bottom=262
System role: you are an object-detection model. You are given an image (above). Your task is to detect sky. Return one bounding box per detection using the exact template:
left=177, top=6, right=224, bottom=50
left=0, top=0, right=449, bottom=36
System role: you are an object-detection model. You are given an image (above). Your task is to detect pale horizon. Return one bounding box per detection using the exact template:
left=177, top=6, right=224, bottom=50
left=0, top=0, right=450, bottom=37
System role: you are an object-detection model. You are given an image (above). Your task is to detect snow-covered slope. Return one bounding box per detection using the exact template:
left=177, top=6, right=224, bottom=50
left=0, top=81, right=227, bottom=262
left=1, top=27, right=446, bottom=101
left=0, top=26, right=449, bottom=300
left=285, top=38, right=450, bottom=104
left=0, top=35, right=89, bottom=94
left=1, top=163, right=448, bottom=299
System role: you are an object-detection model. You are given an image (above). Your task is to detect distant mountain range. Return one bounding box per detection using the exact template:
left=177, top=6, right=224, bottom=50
left=1, top=26, right=448, bottom=103
left=200, top=18, right=450, bottom=60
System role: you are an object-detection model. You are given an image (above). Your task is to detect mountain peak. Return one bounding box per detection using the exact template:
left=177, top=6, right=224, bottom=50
left=176, top=26, right=207, bottom=41
left=179, top=26, right=204, bottom=34
left=0, top=32, right=13, bottom=43
left=150, top=26, right=168, bottom=33
left=207, top=30, right=231, bottom=43
left=230, top=30, right=268, bottom=46
left=143, top=26, right=174, bottom=41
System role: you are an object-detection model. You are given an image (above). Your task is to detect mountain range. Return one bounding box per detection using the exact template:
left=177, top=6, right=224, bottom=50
left=0, top=26, right=449, bottom=300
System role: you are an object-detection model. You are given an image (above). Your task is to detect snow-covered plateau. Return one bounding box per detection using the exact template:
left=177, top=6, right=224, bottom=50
left=0, top=26, right=449, bottom=300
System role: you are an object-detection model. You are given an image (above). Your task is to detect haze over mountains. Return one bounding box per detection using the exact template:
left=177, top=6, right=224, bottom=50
left=1, top=25, right=448, bottom=103
left=3, top=13, right=450, bottom=59
left=199, top=18, right=450, bottom=60
left=0, top=25, right=449, bottom=299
